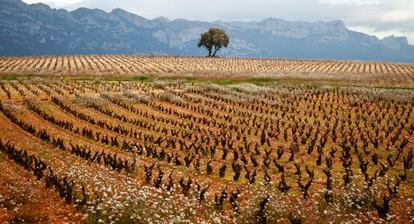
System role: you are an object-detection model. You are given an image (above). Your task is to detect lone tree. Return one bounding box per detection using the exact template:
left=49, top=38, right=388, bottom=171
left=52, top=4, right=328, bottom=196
left=198, top=28, right=229, bottom=57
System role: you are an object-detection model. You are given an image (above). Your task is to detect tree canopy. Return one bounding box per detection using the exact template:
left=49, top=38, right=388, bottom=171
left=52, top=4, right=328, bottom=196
left=197, top=28, right=229, bottom=57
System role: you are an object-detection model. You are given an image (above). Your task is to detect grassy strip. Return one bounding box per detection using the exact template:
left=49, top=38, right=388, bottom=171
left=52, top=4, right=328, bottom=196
left=1, top=74, right=413, bottom=90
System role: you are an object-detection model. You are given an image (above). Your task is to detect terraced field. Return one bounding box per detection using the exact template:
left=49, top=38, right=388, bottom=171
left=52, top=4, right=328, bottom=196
left=0, top=78, right=413, bottom=223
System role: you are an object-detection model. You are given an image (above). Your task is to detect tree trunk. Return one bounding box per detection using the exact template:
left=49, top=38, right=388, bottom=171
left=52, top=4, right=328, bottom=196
left=212, top=47, right=218, bottom=57
left=208, top=47, right=212, bottom=57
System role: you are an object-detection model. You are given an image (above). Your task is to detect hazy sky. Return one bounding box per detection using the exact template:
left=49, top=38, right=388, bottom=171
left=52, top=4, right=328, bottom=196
left=22, top=0, right=414, bottom=44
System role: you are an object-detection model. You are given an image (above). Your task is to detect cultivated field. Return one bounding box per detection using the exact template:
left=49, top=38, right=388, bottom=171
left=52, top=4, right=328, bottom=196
left=0, top=56, right=413, bottom=223
left=1, top=55, right=414, bottom=86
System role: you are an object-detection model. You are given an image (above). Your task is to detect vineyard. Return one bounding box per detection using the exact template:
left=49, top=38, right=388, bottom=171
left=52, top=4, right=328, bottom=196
left=1, top=56, right=414, bottom=86
left=0, top=76, right=413, bottom=223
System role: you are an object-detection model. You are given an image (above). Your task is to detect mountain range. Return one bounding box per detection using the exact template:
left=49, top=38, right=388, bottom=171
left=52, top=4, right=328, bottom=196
left=1, top=0, right=414, bottom=63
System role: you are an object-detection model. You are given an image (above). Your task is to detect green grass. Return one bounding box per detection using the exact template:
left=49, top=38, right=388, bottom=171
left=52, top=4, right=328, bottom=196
left=373, top=86, right=414, bottom=90
left=63, top=75, right=151, bottom=82
left=210, top=77, right=277, bottom=86
left=246, top=77, right=275, bottom=85
left=105, top=76, right=150, bottom=82
left=1, top=73, right=413, bottom=90
left=212, top=79, right=241, bottom=85
left=63, top=76, right=96, bottom=81
left=0, top=75, right=23, bottom=81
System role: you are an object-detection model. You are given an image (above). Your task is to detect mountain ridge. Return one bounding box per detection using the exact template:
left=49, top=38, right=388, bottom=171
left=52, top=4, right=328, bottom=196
left=1, top=0, right=413, bottom=63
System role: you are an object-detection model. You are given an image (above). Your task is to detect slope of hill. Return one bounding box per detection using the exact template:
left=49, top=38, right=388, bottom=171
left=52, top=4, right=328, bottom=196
left=1, top=0, right=414, bottom=62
